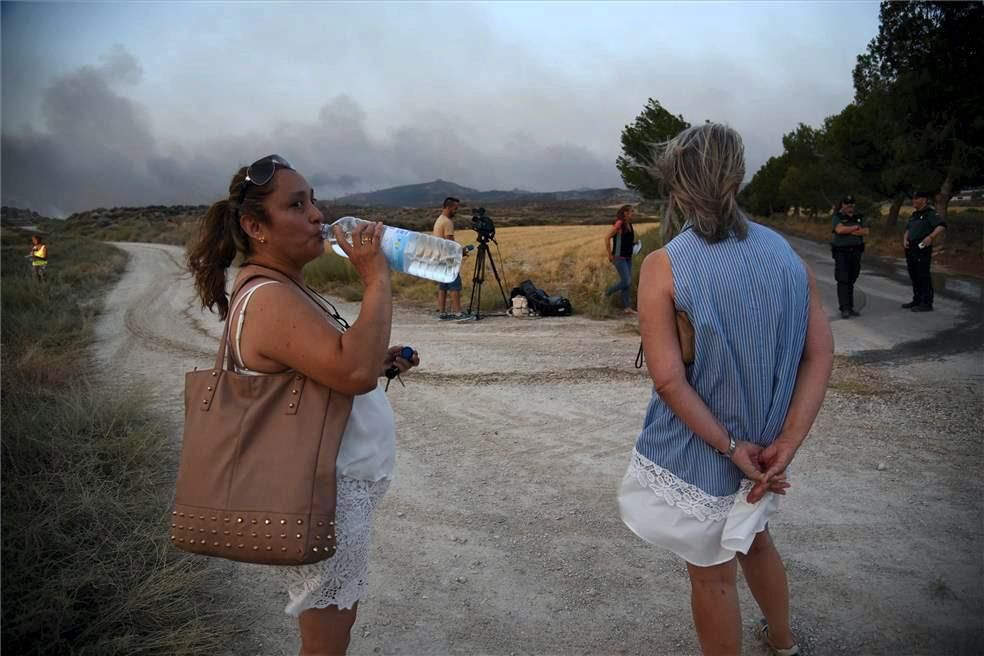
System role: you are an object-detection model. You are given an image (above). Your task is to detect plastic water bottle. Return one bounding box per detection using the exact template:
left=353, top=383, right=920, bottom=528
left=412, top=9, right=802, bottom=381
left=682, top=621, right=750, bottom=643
left=321, top=216, right=463, bottom=284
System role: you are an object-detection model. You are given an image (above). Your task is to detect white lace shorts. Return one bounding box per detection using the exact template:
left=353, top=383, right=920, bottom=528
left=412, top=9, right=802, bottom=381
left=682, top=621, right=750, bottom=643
left=275, top=476, right=390, bottom=616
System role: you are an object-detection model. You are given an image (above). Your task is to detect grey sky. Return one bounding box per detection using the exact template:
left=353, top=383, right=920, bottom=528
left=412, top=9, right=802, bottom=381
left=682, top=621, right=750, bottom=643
left=1, top=1, right=880, bottom=216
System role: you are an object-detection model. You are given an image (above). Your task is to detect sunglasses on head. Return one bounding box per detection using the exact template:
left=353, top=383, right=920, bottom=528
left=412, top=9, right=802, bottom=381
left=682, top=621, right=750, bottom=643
left=237, top=154, right=294, bottom=207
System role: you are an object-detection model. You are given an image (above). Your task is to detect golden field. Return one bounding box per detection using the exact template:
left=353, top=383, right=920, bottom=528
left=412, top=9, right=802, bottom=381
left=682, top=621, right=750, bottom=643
left=305, top=222, right=662, bottom=317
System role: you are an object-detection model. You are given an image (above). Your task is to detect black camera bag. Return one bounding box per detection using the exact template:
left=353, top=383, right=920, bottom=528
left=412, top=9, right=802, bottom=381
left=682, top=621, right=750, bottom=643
left=511, top=279, right=572, bottom=317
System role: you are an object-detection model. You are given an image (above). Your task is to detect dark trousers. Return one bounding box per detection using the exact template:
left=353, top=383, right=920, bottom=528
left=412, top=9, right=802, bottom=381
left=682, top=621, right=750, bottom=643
left=905, top=245, right=934, bottom=306
left=832, top=246, right=863, bottom=310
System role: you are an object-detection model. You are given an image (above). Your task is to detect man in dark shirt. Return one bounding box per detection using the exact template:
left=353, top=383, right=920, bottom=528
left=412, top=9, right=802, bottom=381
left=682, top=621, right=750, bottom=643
left=831, top=195, right=868, bottom=319
left=902, top=191, right=947, bottom=312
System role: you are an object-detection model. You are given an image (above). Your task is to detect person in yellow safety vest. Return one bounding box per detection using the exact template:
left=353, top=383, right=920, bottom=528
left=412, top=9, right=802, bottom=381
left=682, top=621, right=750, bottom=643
left=29, top=234, right=48, bottom=282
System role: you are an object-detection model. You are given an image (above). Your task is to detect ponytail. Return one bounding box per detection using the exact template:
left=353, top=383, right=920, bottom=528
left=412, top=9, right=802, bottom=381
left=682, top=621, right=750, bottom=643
left=188, top=165, right=277, bottom=319
left=188, top=198, right=240, bottom=320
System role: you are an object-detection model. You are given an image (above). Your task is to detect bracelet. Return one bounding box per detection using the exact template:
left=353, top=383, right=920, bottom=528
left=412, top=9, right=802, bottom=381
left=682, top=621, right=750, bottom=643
left=717, top=435, right=737, bottom=458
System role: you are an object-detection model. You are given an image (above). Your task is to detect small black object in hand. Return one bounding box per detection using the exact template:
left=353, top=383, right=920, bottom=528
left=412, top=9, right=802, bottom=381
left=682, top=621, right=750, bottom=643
left=384, top=346, right=415, bottom=391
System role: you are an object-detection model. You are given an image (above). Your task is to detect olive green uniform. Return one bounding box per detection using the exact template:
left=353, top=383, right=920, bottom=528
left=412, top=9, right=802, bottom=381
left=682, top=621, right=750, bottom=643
left=831, top=210, right=864, bottom=312
left=904, top=207, right=946, bottom=308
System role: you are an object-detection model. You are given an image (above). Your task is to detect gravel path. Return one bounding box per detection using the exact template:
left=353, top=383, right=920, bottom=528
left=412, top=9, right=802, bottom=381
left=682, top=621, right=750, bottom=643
left=94, top=241, right=983, bottom=656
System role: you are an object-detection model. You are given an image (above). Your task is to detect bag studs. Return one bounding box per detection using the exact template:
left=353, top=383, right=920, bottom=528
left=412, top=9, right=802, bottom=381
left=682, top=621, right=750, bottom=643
left=295, top=533, right=302, bottom=539
left=291, top=389, right=298, bottom=395
left=280, top=519, right=287, bottom=525
left=207, top=386, right=213, bottom=392
left=312, top=546, right=319, bottom=552
left=296, top=519, right=303, bottom=525
left=236, top=517, right=244, bottom=523
left=264, top=519, right=271, bottom=525
left=288, top=402, right=296, bottom=409
left=266, top=546, right=272, bottom=551
left=170, top=535, right=176, bottom=540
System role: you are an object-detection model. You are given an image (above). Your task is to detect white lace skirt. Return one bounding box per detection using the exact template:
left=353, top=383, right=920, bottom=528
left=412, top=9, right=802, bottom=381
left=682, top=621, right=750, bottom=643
left=275, top=476, right=390, bottom=616
left=618, top=450, right=779, bottom=567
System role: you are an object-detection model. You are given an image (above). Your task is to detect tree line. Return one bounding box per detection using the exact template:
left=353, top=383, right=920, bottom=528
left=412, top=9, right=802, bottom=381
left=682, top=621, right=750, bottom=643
left=618, top=2, right=984, bottom=226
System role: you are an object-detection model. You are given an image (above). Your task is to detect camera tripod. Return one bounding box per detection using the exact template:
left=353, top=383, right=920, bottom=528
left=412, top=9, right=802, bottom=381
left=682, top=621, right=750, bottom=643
left=466, top=236, right=509, bottom=320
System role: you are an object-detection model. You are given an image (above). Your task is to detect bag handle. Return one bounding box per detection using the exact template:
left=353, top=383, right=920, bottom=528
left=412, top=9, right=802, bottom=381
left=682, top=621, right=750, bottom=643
left=211, top=263, right=350, bottom=374
left=212, top=272, right=279, bottom=373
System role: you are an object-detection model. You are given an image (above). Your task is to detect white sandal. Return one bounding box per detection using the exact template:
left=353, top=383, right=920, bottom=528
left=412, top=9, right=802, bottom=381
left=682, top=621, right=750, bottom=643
left=754, top=619, right=801, bottom=656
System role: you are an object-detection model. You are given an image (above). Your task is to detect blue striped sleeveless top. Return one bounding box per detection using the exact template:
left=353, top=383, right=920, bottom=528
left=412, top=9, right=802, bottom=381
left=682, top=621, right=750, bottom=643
left=634, top=221, right=809, bottom=497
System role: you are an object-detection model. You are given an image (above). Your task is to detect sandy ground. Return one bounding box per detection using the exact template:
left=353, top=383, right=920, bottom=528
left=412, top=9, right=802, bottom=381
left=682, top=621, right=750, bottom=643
left=93, top=238, right=983, bottom=656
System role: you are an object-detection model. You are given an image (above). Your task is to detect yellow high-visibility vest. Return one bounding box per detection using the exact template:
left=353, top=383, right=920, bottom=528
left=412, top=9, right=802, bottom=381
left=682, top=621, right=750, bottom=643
left=31, top=244, right=48, bottom=266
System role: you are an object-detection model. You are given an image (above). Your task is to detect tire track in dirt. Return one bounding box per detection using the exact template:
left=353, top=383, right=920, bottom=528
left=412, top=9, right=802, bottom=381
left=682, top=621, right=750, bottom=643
left=409, top=366, right=646, bottom=386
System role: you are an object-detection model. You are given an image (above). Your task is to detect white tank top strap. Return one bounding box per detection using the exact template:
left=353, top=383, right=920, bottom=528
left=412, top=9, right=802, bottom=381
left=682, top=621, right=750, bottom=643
left=229, top=279, right=281, bottom=372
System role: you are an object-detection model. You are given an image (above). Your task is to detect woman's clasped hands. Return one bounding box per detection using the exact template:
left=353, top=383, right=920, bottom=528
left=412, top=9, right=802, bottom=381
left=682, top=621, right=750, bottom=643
left=730, top=439, right=798, bottom=504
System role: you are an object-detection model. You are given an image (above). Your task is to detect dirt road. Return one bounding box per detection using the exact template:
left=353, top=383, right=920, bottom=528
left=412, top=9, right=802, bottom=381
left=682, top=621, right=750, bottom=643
left=95, top=241, right=983, bottom=656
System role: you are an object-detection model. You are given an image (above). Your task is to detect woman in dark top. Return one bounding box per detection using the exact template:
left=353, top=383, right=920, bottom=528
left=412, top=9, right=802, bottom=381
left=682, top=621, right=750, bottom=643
left=604, top=204, right=637, bottom=314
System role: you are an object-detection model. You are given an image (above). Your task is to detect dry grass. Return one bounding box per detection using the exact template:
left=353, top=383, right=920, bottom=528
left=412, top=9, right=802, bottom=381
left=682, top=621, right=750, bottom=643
left=306, top=222, right=662, bottom=318
left=758, top=210, right=984, bottom=278
left=1, top=228, right=237, bottom=655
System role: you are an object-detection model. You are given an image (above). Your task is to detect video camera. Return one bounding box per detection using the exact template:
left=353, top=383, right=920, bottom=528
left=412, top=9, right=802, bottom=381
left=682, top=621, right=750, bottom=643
left=471, top=207, right=496, bottom=242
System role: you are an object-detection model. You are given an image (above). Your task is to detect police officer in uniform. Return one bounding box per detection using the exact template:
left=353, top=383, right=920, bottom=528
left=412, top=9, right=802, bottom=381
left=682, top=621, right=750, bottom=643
left=831, top=195, right=868, bottom=319
left=902, top=190, right=946, bottom=312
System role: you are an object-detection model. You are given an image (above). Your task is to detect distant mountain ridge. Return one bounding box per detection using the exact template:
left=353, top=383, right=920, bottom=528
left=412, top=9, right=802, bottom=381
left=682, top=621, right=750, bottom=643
left=333, top=179, right=638, bottom=207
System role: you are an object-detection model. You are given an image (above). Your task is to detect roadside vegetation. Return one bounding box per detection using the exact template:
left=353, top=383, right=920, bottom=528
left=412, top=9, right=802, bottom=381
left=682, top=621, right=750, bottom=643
left=756, top=208, right=984, bottom=277
left=1, top=228, right=236, bottom=654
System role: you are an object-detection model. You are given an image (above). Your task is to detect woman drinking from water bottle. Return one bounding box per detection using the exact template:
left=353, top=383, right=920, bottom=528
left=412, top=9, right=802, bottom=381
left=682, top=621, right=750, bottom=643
left=187, top=154, right=419, bottom=655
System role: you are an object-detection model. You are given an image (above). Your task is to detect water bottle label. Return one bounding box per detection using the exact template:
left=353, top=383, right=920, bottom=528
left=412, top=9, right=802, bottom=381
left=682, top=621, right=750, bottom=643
left=382, top=227, right=411, bottom=273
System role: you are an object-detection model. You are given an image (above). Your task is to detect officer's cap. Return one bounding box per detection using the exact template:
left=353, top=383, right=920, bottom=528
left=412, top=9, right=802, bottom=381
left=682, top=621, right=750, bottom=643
left=913, top=190, right=931, bottom=199
left=841, top=195, right=855, bottom=205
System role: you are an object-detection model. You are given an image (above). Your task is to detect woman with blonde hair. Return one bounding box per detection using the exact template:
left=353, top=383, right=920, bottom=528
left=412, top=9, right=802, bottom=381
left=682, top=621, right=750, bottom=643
left=618, top=124, right=833, bottom=655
